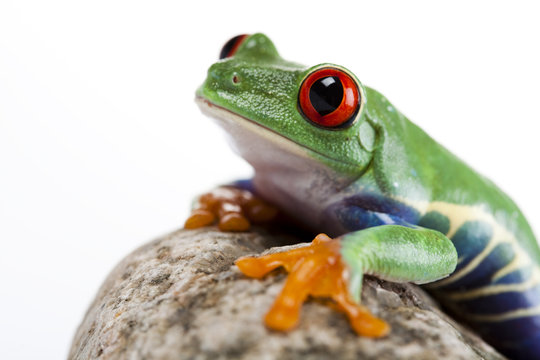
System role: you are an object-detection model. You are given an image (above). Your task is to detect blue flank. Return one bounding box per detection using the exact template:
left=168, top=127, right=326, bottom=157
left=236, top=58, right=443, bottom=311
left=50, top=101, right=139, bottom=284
left=324, top=192, right=539, bottom=359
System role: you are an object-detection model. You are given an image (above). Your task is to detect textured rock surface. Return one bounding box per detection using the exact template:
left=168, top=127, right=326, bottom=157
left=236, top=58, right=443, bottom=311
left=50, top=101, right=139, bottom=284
left=70, top=227, right=505, bottom=360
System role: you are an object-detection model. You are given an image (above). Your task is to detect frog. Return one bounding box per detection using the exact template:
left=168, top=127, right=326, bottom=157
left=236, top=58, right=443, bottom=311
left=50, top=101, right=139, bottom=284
left=186, top=33, right=540, bottom=360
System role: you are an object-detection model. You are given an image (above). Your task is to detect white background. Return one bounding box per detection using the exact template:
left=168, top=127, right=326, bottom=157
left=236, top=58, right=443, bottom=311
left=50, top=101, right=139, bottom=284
left=1, top=1, right=539, bottom=359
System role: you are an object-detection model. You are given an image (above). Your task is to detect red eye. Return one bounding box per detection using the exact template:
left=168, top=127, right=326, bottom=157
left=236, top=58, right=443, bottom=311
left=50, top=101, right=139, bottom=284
left=298, top=67, right=360, bottom=128
left=219, top=34, right=249, bottom=59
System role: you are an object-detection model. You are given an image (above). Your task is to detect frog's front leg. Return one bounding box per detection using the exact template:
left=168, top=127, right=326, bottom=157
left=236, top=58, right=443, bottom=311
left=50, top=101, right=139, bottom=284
left=236, top=225, right=458, bottom=336
left=184, top=180, right=277, bottom=231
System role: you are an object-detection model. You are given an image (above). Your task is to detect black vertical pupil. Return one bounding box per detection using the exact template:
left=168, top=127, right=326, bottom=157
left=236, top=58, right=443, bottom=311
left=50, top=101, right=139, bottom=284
left=219, top=35, right=244, bottom=59
left=309, top=76, right=343, bottom=116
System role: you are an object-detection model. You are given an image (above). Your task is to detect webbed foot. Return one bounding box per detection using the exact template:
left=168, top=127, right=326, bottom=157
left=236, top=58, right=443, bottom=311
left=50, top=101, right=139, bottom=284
left=235, top=234, right=390, bottom=337
left=184, top=186, right=278, bottom=232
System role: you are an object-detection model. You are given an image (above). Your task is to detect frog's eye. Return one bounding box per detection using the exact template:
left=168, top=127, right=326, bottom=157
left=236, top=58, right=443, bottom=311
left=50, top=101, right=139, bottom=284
left=219, top=34, right=249, bottom=59
left=298, top=67, right=360, bottom=129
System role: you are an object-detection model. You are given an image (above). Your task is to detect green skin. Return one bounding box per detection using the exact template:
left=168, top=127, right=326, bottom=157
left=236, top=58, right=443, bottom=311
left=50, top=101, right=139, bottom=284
left=196, top=33, right=540, bottom=358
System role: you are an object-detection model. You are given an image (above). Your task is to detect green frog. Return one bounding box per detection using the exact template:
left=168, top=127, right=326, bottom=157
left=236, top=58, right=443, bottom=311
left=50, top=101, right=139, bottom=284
left=186, top=33, right=539, bottom=360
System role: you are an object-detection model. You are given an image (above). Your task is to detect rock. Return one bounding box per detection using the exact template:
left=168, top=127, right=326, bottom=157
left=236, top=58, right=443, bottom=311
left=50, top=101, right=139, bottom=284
left=69, top=227, right=505, bottom=360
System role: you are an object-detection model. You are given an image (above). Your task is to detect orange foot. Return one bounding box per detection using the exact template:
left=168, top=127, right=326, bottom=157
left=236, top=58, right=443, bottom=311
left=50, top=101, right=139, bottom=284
left=235, top=234, right=390, bottom=337
left=184, top=186, right=278, bottom=232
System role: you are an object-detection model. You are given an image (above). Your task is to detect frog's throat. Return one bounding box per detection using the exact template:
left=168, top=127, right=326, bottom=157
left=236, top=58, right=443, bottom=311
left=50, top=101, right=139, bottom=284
left=195, top=96, right=357, bottom=169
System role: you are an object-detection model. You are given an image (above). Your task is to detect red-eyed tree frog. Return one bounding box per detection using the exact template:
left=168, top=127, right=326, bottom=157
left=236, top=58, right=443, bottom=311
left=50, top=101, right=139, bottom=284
left=185, top=33, right=540, bottom=360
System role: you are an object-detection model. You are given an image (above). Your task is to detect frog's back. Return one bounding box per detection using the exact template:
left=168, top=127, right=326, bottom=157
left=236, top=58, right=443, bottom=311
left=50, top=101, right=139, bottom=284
left=360, top=87, right=540, bottom=358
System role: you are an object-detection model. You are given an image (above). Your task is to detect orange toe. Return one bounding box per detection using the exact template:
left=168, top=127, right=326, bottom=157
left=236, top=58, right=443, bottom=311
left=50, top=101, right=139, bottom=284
left=333, top=291, right=390, bottom=338
left=264, top=300, right=301, bottom=331
left=219, top=212, right=250, bottom=231
left=184, top=209, right=215, bottom=229
left=235, top=256, right=283, bottom=279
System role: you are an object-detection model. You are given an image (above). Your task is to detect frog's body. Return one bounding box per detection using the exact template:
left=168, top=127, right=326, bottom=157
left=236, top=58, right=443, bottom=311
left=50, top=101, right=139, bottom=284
left=193, top=33, right=540, bottom=359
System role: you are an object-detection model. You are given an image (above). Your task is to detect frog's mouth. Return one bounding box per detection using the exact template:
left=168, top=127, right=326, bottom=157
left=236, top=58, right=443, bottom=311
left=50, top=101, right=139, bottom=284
left=195, top=96, right=358, bottom=171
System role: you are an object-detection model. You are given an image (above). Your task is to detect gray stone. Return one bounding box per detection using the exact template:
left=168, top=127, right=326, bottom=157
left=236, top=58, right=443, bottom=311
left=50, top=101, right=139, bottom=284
left=69, top=227, right=505, bottom=360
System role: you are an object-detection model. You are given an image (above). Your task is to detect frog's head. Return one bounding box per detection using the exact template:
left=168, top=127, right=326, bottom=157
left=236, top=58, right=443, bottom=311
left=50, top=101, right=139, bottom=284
left=196, top=33, right=376, bottom=188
